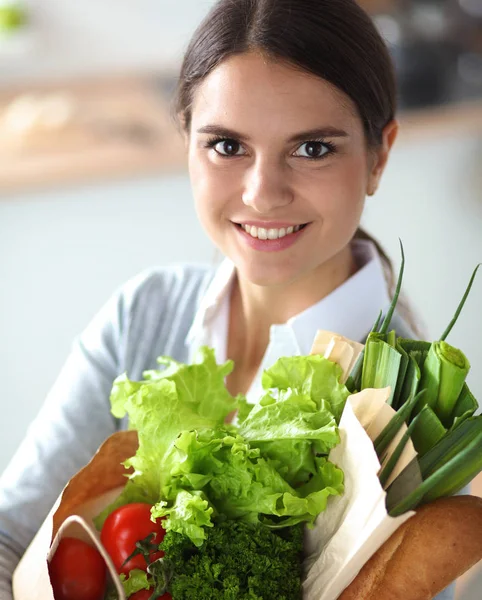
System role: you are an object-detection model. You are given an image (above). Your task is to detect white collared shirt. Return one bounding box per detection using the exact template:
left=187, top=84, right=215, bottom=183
left=186, top=239, right=391, bottom=403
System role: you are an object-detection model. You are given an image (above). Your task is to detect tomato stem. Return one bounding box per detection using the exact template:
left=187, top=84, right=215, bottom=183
left=122, top=533, right=159, bottom=568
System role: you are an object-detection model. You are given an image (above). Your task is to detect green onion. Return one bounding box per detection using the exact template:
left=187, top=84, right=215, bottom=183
left=450, top=384, right=478, bottom=428
left=416, top=341, right=470, bottom=426
left=389, top=430, right=482, bottom=516
left=372, top=309, right=383, bottom=335
left=440, top=264, right=481, bottom=341
left=378, top=407, right=429, bottom=488
left=345, top=311, right=382, bottom=393
left=397, top=354, right=421, bottom=414
left=409, top=405, right=446, bottom=457
left=361, top=333, right=401, bottom=406
left=374, top=390, right=424, bottom=459
left=396, top=339, right=431, bottom=359
left=419, top=416, right=482, bottom=480
left=346, top=239, right=405, bottom=393
left=422, top=430, right=482, bottom=502
left=392, top=339, right=410, bottom=411
left=378, top=239, right=405, bottom=335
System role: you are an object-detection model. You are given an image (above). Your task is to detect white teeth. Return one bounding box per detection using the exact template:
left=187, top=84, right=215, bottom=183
left=240, top=224, right=304, bottom=239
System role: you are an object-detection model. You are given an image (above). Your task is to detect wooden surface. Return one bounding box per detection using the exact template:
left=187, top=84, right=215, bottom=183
left=398, top=101, right=482, bottom=143
left=0, top=73, right=481, bottom=194
left=0, top=74, right=186, bottom=193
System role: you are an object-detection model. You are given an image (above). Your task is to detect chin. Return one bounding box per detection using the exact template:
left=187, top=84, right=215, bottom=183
left=234, top=255, right=306, bottom=288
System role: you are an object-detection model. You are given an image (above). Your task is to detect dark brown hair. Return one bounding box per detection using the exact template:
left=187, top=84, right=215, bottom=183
left=174, top=0, right=421, bottom=335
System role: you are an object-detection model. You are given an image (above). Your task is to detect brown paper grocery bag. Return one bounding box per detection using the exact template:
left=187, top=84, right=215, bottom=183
left=12, top=430, right=139, bottom=600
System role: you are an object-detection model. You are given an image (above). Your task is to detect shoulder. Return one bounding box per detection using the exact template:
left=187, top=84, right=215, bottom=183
left=120, top=263, right=215, bottom=315
left=114, top=264, right=217, bottom=373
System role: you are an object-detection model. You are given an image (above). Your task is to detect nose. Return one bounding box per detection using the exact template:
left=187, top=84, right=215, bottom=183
left=241, top=158, right=294, bottom=213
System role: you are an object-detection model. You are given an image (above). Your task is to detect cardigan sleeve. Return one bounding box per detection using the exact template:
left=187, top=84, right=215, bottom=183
left=0, top=264, right=209, bottom=599
left=0, top=285, right=128, bottom=598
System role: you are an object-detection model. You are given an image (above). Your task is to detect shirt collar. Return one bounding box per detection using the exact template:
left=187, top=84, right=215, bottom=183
left=186, top=239, right=391, bottom=353
left=185, top=257, right=236, bottom=348
left=287, top=239, right=390, bottom=353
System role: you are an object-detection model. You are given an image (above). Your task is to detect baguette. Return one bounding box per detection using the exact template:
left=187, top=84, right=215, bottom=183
left=338, top=495, right=482, bottom=600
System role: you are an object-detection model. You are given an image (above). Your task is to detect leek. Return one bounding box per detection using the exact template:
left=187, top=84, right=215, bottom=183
left=392, top=339, right=409, bottom=410
left=345, top=311, right=382, bottom=393
left=361, top=332, right=401, bottom=406
left=419, top=416, right=482, bottom=480
left=389, top=431, right=482, bottom=516
left=378, top=239, right=405, bottom=335
left=374, top=391, right=423, bottom=459
left=422, top=430, right=482, bottom=501
left=378, top=407, right=428, bottom=488
left=397, top=354, right=421, bottom=414
left=451, top=383, right=477, bottom=428
left=410, top=405, right=446, bottom=457
left=440, top=264, right=481, bottom=341
left=346, top=239, right=405, bottom=392
left=416, top=341, right=470, bottom=426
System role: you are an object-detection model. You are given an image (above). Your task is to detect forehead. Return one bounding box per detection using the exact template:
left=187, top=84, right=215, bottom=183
left=190, top=52, right=362, bottom=135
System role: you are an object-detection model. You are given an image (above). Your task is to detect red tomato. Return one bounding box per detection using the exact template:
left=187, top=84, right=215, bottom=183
left=49, top=537, right=106, bottom=600
left=130, top=590, right=171, bottom=600
left=100, top=503, right=165, bottom=575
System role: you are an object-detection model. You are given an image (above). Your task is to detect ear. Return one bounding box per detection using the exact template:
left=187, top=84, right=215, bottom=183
left=367, top=120, right=399, bottom=196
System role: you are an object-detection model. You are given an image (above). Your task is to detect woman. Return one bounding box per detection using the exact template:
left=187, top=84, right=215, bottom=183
left=0, top=0, right=455, bottom=598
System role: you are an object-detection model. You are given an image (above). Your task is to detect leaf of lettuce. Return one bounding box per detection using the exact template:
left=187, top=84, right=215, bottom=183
left=152, top=490, right=214, bottom=547
left=143, top=346, right=239, bottom=422
left=238, top=388, right=340, bottom=487
left=120, top=569, right=151, bottom=596
left=239, top=389, right=339, bottom=448
left=261, top=355, right=349, bottom=422
left=99, top=348, right=239, bottom=519
left=154, top=427, right=343, bottom=543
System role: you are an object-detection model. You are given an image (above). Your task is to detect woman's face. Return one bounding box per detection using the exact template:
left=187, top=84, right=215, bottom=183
left=187, top=52, right=393, bottom=287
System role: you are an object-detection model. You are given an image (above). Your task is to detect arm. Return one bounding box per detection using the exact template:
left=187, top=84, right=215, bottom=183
left=0, top=288, right=126, bottom=599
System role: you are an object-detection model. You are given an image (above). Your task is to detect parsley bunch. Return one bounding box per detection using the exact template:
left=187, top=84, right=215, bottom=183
left=159, top=521, right=304, bottom=599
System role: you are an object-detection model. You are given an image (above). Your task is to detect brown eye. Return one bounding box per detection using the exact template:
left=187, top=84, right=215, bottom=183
left=294, top=141, right=334, bottom=159
left=214, top=139, right=245, bottom=156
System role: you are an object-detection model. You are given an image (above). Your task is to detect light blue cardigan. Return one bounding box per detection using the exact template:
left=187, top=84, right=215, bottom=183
left=0, top=265, right=457, bottom=599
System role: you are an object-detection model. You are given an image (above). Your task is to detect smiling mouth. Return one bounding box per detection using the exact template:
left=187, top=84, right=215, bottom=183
left=234, top=223, right=309, bottom=240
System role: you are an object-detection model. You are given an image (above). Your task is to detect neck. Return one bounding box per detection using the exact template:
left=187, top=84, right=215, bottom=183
left=228, top=244, right=357, bottom=373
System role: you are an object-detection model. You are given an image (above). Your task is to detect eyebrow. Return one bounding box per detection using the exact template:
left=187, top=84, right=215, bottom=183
left=196, top=125, right=349, bottom=143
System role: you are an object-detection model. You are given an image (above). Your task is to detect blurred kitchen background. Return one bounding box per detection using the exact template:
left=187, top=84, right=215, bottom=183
left=0, top=1, right=481, bottom=595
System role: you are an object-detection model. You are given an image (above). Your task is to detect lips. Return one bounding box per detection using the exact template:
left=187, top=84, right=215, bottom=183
left=233, top=221, right=310, bottom=252
left=239, top=224, right=307, bottom=240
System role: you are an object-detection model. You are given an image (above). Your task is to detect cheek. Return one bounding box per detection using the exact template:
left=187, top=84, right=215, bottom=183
left=188, top=149, right=215, bottom=223
left=188, top=148, right=236, bottom=242
left=309, top=157, right=368, bottom=223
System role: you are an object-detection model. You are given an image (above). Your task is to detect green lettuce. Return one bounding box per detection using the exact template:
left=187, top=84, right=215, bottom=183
left=152, top=426, right=343, bottom=544
left=238, top=388, right=339, bottom=486
left=95, top=348, right=238, bottom=527
left=96, top=349, right=347, bottom=545
left=120, top=569, right=151, bottom=596
left=261, top=355, right=349, bottom=422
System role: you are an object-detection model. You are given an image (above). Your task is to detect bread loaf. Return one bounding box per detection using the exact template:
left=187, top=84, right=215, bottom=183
left=338, top=495, right=482, bottom=600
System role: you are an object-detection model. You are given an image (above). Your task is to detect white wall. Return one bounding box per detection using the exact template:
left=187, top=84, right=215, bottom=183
left=0, top=0, right=217, bottom=87
left=0, top=175, right=215, bottom=469
left=362, top=131, right=482, bottom=394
